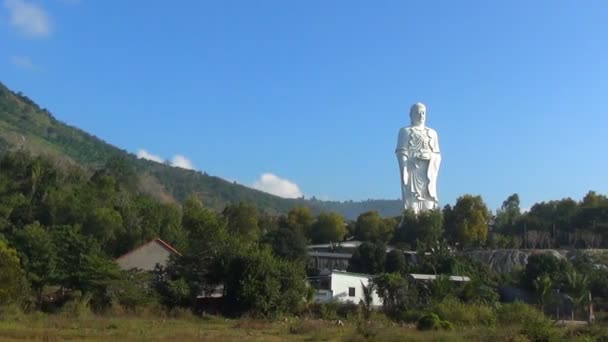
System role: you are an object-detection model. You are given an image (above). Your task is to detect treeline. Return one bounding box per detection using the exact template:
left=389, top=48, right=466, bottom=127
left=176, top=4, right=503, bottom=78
left=338, top=192, right=608, bottom=250
left=0, top=150, right=344, bottom=316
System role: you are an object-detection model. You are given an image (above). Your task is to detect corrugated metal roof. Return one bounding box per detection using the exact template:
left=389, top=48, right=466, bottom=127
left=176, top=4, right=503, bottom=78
left=408, top=274, right=471, bottom=282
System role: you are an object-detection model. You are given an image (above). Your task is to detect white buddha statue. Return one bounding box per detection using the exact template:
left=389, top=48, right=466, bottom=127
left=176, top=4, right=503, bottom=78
left=395, top=102, right=441, bottom=213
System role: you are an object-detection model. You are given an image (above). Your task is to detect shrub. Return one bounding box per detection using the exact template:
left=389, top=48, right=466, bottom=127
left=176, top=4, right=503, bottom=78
left=319, top=302, right=338, bottom=320
left=355, top=320, right=378, bottom=339
left=497, top=302, right=546, bottom=326
left=417, top=313, right=441, bottom=331
left=520, top=315, right=559, bottom=342
left=336, top=302, right=360, bottom=319
left=59, top=293, right=93, bottom=319
left=395, top=309, right=424, bottom=323
left=431, top=297, right=496, bottom=327
left=288, top=319, right=324, bottom=335
left=439, top=320, right=454, bottom=331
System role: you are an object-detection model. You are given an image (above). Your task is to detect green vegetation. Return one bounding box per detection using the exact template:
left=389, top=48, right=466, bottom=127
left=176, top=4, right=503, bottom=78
left=0, top=81, right=402, bottom=219
left=2, top=83, right=608, bottom=340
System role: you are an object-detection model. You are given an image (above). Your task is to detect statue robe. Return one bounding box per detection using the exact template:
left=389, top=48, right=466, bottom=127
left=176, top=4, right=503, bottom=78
left=395, top=125, right=441, bottom=213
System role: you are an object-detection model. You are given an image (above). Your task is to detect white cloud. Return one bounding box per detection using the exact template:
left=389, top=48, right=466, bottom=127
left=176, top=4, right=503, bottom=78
left=137, top=149, right=196, bottom=170
left=136, top=149, right=164, bottom=163
left=252, top=173, right=303, bottom=198
left=10, top=55, right=39, bottom=70
left=4, top=0, right=52, bottom=38
left=171, top=155, right=195, bottom=170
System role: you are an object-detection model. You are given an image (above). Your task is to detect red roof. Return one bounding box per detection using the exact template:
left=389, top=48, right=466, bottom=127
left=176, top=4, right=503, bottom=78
left=114, top=238, right=182, bottom=261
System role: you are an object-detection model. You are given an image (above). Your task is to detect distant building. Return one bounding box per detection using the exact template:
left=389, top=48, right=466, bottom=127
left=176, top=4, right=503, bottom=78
left=114, top=238, right=181, bottom=271
left=308, top=251, right=352, bottom=271
left=308, top=270, right=383, bottom=307
left=407, top=274, right=471, bottom=282
left=307, top=241, right=417, bottom=272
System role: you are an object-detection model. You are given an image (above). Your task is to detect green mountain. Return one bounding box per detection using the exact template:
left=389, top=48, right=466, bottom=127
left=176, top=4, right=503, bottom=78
left=0, top=81, right=402, bottom=219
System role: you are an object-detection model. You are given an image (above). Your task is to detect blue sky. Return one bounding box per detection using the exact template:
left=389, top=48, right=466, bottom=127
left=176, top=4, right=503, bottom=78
left=1, top=0, right=607, bottom=211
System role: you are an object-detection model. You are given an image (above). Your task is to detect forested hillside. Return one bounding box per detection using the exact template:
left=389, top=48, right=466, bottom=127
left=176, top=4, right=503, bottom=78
left=0, top=81, right=401, bottom=218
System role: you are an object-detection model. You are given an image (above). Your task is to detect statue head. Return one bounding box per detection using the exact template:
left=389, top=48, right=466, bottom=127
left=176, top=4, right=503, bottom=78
left=409, top=102, right=427, bottom=126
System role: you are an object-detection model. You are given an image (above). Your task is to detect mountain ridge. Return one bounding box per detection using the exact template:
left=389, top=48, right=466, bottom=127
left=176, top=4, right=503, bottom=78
left=0, top=81, right=402, bottom=219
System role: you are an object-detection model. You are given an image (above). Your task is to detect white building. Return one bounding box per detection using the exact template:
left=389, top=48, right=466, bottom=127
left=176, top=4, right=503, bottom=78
left=309, top=270, right=383, bottom=307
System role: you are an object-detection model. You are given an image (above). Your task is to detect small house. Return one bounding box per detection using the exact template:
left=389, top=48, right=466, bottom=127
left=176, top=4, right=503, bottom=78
left=114, top=238, right=181, bottom=271
left=308, top=270, right=382, bottom=307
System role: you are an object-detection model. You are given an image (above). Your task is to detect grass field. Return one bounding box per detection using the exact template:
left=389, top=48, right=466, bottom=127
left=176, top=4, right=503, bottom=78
left=0, top=312, right=595, bottom=342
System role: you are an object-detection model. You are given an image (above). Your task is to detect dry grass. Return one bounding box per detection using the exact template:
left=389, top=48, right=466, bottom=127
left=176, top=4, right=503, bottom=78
left=0, top=313, right=594, bottom=341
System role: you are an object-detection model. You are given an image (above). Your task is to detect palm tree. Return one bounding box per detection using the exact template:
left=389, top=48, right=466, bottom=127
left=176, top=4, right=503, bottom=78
left=360, top=281, right=374, bottom=320
left=533, top=274, right=553, bottom=313
left=564, top=270, right=590, bottom=320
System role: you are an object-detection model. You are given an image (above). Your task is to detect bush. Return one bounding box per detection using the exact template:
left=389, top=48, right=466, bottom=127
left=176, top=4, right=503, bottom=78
left=59, top=293, right=93, bottom=318
left=336, top=302, right=360, bottom=319
left=319, top=302, right=338, bottom=320
left=288, top=319, right=325, bottom=335
left=355, top=320, right=378, bottom=339
left=431, top=297, right=496, bottom=327
left=566, top=324, right=608, bottom=342
left=520, top=315, right=559, bottom=342
left=395, top=309, right=424, bottom=323
left=439, top=320, right=454, bottom=331
left=497, top=302, right=546, bottom=326
left=417, top=313, right=454, bottom=331
left=417, top=313, right=441, bottom=331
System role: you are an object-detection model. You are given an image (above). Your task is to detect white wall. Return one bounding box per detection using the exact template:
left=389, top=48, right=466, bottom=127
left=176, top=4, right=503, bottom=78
left=329, top=272, right=382, bottom=307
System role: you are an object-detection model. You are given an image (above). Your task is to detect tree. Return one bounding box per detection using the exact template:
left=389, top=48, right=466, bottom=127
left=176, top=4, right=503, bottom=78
left=533, top=274, right=553, bottom=312
left=287, top=206, right=313, bottom=234
left=564, top=270, right=590, bottom=320
left=224, top=247, right=307, bottom=317
left=0, top=239, right=29, bottom=306
left=495, top=194, right=522, bottom=234
left=448, top=195, right=490, bottom=246
left=83, top=207, right=124, bottom=251
left=309, top=212, right=346, bottom=244
left=14, top=222, right=56, bottom=307
left=360, top=281, right=374, bottom=319
left=395, top=209, right=443, bottom=247
left=223, top=202, right=260, bottom=241
left=385, top=249, right=406, bottom=274
left=372, top=273, right=417, bottom=319
left=354, top=211, right=394, bottom=243
left=348, top=242, right=386, bottom=274
left=182, top=195, right=227, bottom=252
left=51, top=225, right=104, bottom=292
left=261, top=227, right=308, bottom=262
left=523, top=254, right=569, bottom=290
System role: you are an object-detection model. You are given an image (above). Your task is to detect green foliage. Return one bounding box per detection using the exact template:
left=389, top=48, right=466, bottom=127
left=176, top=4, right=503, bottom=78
left=348, top=242, right=386, bottom=274
left=496, top=302, right=547, bottom=326
left=520, top=314, right=559, bottom=342
left=372, top=273, right=417, bottom=320
left=494, top=194, right=523, bottom=234
left=394, top=209, right=443, bottom=247
left=417, top=313, right=441, bottom=330
left=287, top=206, right=313, bottom=234
left=13, top=222, right=56, bottom=307
left=224, top=247, right=307, bottom=317
left=353, top=210, right=395, bottom=243
left=384, top=249, right=406, bottom=274
left=309, top=212, right=346, bottom=243
left=262, top=226, right=308, bottom=262
left=431, top=297, right=496, bottom=327
left=223, top=202, right=260, bottom=241
left=444, top=195, right=490, bottom=246
left=0, top=239, right=29, bottom=306
left=523, top=254, right=569, bottom=290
